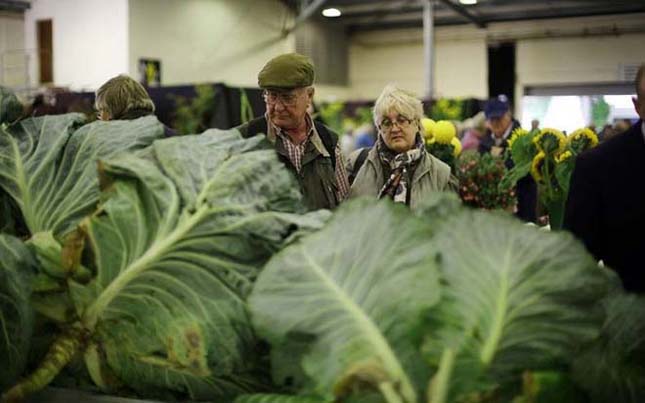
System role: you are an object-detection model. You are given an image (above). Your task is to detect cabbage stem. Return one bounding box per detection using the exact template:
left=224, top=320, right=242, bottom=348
left=1, top=323, right=88, bottom=403
left=427, top=348, right=456, bottom=403
left=379, top=381, right=404, bottom=403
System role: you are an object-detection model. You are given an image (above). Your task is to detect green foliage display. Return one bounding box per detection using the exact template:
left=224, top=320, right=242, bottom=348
left=591, top=97, right=610, bottom=129
left=0, top=86, right=23, bottom=126
left=318, top=101, right=345, bottom=134
left=430, top=99, right=465, bottom=121
left=171, top=84, right=216, bottom=135
left=455, top=151, right=515, bottom=211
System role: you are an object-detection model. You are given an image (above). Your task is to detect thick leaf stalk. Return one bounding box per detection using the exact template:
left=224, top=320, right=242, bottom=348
left=1, top=323, right=89, bottom=402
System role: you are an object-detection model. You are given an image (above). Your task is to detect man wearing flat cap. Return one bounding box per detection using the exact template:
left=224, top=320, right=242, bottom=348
left=478, top=95, right=537, bottom=222
left=236, top=53, right=349, bottom=210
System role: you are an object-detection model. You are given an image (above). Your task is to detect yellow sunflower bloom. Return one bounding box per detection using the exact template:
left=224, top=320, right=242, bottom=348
left=533, top=128, right=566, bottom=154
left=421, top=118, right=436, bottom=140
left=568, top=127, right=599, bottom=150
left=508, top=128, right=529, bottom=148
left=426, top=137, right=436, bottom=145
left=555, top=150, right=573, bottom=163
left=531, top=151, right=546, bottom=182
left=433, top=120, right=456, bottom=144
left=451, top=137, right=462, bottom=157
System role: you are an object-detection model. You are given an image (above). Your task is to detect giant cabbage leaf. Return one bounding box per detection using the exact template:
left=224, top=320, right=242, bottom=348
left=0, top=234, right=36, bottom=390
left=0, top=113, right=165, bottom=237
left=66, top=130, right=318, bottom=400
left=250, top=199, right=441, bottom=403
left=572, top=293, right=645, bottom=403
left=423, top=210, right=612, bottom=403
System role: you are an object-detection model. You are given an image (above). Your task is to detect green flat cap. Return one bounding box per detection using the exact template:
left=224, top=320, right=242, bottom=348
left=258, top=53, right=315, bottom=89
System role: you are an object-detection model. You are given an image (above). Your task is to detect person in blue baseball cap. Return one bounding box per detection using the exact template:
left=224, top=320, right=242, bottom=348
left=478, top=95, right=537, bottom=223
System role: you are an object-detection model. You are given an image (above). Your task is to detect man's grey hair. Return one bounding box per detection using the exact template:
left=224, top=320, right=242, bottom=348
left=373, top=84, right=424, bottom=127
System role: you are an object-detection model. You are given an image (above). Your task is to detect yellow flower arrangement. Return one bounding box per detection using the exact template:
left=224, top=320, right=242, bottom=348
left=508, top=128, right=529, bottom=148
left=433, top=120, right=456, bottom=144
left=555, top=150, right=573, bottom=164
left=531, top=151, right=546, bottom=182
left=421, top=118, right=436, bottom=141
left=533, top=128, right=566, bottom=154
left=451, top=137, right=462, bottom=157
left=568, top=127, right=599, bottom=150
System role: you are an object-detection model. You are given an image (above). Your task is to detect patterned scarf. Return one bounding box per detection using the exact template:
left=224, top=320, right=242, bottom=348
left=377, top=134, right=425, bottom=204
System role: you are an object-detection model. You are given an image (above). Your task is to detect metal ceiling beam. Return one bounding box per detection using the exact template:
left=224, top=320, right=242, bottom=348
left=438, top=0, right=486, bottom=28
left=294, top=0, right=329, bottom=26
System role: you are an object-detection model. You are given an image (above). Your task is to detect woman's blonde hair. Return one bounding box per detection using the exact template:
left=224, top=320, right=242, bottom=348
left=373, top=84, right=424, bottom=127
left=95, top=74, right=155, bottom=120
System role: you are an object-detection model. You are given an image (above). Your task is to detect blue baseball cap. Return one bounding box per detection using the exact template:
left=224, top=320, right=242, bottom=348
left=484, top=96, right=510, bottom=119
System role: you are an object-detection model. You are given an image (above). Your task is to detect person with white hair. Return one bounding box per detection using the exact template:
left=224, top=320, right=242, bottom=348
left=349, top=84, right=457, bottom=210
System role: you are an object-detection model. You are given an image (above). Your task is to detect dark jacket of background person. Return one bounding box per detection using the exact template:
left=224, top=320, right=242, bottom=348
left=564, top=121, right=645, bottom=292
left=478, top=119, right=538, bottom=222
left=237, top=116, right=340, bottom=210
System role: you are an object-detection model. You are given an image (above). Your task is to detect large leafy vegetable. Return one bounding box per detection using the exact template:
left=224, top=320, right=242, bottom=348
left=0, top=114, right=165, bottom=237
left=1, top=129, right=327, bottom=402
left=423, top=210, right=611, bottom=403
left=572, top=294, right=645, bottom=403
left=0, top=234, right=36, bottom=390
left=77, top=131, right=307, bottom=399
left=250, top=199, right=441, bottom=403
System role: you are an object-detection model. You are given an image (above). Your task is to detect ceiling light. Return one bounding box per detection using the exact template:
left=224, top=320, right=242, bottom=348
left=459, top=0, right=477, bottom=4
left=322, top=8, right=341, bottom=17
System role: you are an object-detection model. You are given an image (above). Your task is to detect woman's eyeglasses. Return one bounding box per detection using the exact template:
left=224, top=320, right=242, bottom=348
left=263, top=90, right=300, bottom=107
left=380, top=116, right=412, bottom=130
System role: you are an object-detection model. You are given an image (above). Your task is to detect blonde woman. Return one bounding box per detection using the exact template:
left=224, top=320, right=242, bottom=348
left=95, top=74, right=176, bottom=136
left=350, top=84, right=457, bottom=209
left=95, top=74, right=156, bottom=121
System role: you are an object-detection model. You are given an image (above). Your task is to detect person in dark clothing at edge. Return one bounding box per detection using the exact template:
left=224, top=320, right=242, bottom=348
left=235, top=53, right=350, bottom=211
left=478, top=95, right=537, bottom=222
left=95, top=74, right=177, bottom=137
left=564, top=64, right=645, bottom=293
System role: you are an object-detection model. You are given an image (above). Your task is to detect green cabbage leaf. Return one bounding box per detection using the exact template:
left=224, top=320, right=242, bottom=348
left=0, top=114, right=164, bottom=237
left=423, top=210, right=612, bottom=403
left=71, top=130, right=319, bottom=400
left=250, top=199, right=441, bottom=403
left=0, top=234, right=36, bottom=390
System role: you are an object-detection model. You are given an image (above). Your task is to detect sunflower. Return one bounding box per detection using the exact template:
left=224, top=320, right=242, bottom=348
left=533, top=128, right=566, bottom=154
left=451, top=137, right=462, bottom=157
left=508, top=128, right=529, bottom=148
left=508, top=127, right=529, bottom=147
left=433, top=120, right=456, bottom=144
left=421, top=117, right=436, bottom=140
left=555, top=150, right=573, bottom=164
left=531, top=151, right=546, bottom=182
left=568, top=127, right=599, bottom=152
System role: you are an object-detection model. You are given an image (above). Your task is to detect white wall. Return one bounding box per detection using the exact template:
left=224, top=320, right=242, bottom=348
left=0, top=12, right=26, bottom=87
left=24, top=0, right=129, bottom=90
left=517, top=33, right=645, bottom=88
left=348, top=28, right=487, bottom=101
left=345, top=13, right=645, bottom=104
left=128, top=0, right=295, bottom=88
